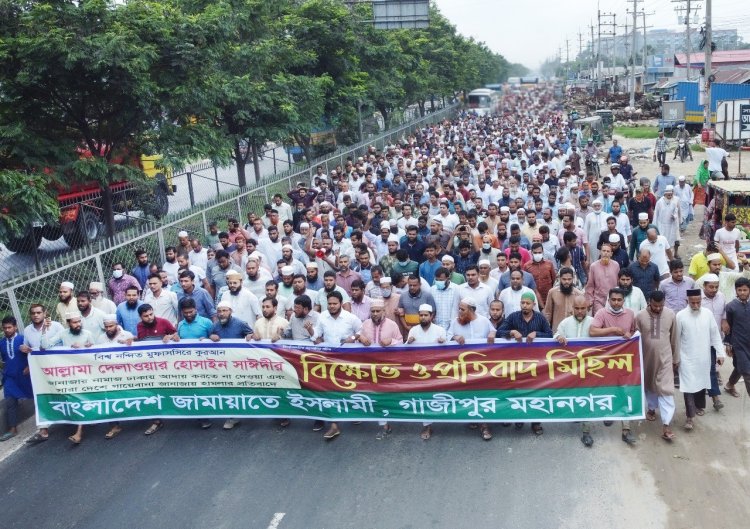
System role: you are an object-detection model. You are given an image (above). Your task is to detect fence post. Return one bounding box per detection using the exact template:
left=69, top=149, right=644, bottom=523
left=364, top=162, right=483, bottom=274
left=214, top=165, right=220, bottom=198
left=187, top=172, right=195, bottom=208
left=157, top=229, right=166, bottom=262
left=201, top=211, right=209, bottom=240
left=236, top=197, right=243, bottom=221
left=94, top=254, right=105, bottom=285
left=5, top=288, right=25, bottom=328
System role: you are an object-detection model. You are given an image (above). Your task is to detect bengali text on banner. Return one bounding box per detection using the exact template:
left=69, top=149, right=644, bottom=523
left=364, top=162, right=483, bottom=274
left=28, top=337, right=644, bottom=424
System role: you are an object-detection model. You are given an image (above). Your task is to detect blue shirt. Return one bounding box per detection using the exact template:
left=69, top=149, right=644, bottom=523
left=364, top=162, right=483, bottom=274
left=609, top=145, right=623, bottom=161
left=1, top=334, right=33, bottom=399
left=116, top=301, right=144, bottom=335
left=177, top=286, right=217, bottom=319
left=496, top=311, right=553, bottom=339
left=178, top=316, right=214, bottom=339
left=132, top=264, right=151, bottom=289
left=419, top=259, right=442, bottom=286
left=211, top=317, right=253, bottom=339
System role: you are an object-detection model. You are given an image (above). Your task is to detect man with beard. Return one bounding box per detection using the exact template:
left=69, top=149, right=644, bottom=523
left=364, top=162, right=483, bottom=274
left=349, top=279, right=372, bottom=321
left=440, top=255, right=466, bottom=285
left=618, top=269, right=647, bottom=312
left=653, top=186, right=681, bottom=257
left=136, top=304, right=178, bottom=342
left=162, top=246, right=180, bottom=284
left=108, top=262, right=142, bottom=305
left=700, top=275, right=726, bottom=410
left=88, top=281, right=117, bottom=314
left=543, top=267, right=584, bottom=332
left=525, top=243, right=556, bottom=306
left=660, top=259, right=695, bottom=313
left=499, top=270, right=538, bottom=315
left=97, top=313, right=134, bottom=345
left=116, top=286, right=144, bottom=336
left=177, top=270, right=216, bottom=321
left=132, top=249, right=151, bottom=289
left=305, top=262, right=324, bottom=291
left=312, top=291, right=362, bottom=440
left=458, top=265, right=495, bottom=317
left=629, top=213, right=657, bottom=262
left=635, top=291, right=680, bottom=442
left=315, top=271, right=352, bottom=313
left=497, top=292, right=552, bottom=437
left=229, top=235, right=250, bottom=268
left=76, top=291, right=105, bottom=343
left=586, top=244, right=620, bottom=315
left=143, top=273, right=179, bottom=325
left=554, top=295, right=597, bottom=445
left=406, top=304, right=446, bottom=441
left=290, top=273, right=316, bottom=301
left=725, top=278, right=750, bottom=399
left=278, top=265, right=296, bottom=299
left=676, top=289, right=725, bottom=431
left=279, top=244, right=305, bottom=276
left=56, top=281, right=77, bottom=327
left=397, top=274, right=437, bottom=332
left=283, top=295, right=319, bottom=342
left=590, top=288, right=638, bottom=445
left=449, top=299, right=496, bottom=346
left=628, top=249, right=662, bottom=300
left=251, top=297, right=290, bottom=342
left=42, top=312, right=93, bottom=446
left=208, top=250, right=242, bottom=301
left=243, top=257, right=273, bottom=299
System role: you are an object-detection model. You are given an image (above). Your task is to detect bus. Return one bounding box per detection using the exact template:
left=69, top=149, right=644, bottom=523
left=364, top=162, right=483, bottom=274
left=466, top=88, right=498, bottom=116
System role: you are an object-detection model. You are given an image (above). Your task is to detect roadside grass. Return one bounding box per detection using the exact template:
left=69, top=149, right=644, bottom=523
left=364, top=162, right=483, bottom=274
left=614, top=126, right=660, bottom=139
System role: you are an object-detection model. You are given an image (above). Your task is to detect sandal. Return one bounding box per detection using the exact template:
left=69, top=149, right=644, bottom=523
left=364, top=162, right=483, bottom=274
left=480, top=425, right=492, bottom=441
left=144, top=422, right=163, bottom=436
left=420, top=426, right=432, bottom=440
left=646, top=409, right=657, bottom=422
left=25, top=432, right=49, bottom=445
left=467, top=423, right=479, bottom=430
left=724, top=385, right=740, bottom=398
left=531, top=424, right=543, bottom=436
left=684, top=420, right=694, bottom=431
left=68, top=435, right=81, bottom=445
left=375, top=426, right=392, bottom=440
left=0, top=431, right=17, bottom=442
left=105, top=426, right=122, bottom=440
left=696, top=408, right=705, bottom=416
left=278, top=418, right=291, bottom=428
left=661, top=429, right=676, bottom=442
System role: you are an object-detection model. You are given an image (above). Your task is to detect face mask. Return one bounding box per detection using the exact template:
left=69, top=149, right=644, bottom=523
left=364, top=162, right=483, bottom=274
left=112, top=270, right=123, bottom=279
left=532, top=253, right=543, bottom=263
left=434, top=280, right=447, bottom=290
left=482, top=243, right=491, bottom=251
left=610, top=306, right=623, bottom=314
left=381, top=288, right=392, bottom=298
left=398, top=260, right=408, bottom=265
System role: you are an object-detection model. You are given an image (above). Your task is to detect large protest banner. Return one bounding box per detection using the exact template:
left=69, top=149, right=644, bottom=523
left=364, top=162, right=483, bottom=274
left=29, top=337, right=644, bottom=424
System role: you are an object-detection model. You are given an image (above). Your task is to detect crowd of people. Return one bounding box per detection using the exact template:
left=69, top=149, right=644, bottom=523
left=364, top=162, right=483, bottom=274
left=2, top=85, right=749, bottom=449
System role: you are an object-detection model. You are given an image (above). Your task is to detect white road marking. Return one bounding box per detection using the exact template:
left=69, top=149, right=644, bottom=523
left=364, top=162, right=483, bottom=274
left=267, top=512, right=286, bottom=529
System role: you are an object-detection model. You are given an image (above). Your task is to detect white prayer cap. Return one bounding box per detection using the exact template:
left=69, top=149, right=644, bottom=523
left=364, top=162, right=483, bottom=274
left=460, top=297, right=477, bottom=308
left=89, top=281, right=104, bottom=291
left=441, top=255, right=455, bottom=263
left=380, top=277, right=392, bottom=285
left=65, top=311, right=82, bottom=321
left=500, top=206, right=510, bottom=212
left=478, top=259, right=491, bottom=267
left=707, top=253, right=722, bottom=262
left=249, top=250, right=263, bottom=262
left=579, top=171, right=586, bottom=176
left=103, top=314, right=118, bottom=324
left=592, top=198, right=603, bottom=205
left=665, top=185, right=674, bottom=192
left=564, top=202, right=575, bottom=209
left=380, top=221, right=390, bottom=230
left=610, top=163, right=620, bottom=168
left=178, top=230, right=189, bottom=238
left=306, top=262, right=318, bottom=268
left=389, top=219, right=398, bottom=227
left=225, top=270, right=243, bottom=279
left=638, top=212, right=649, bottom=220
left=418, top=303, right=433, bottom=313
left=608, top=234, right=620, bottom=243
left=387, top=234, right=400, bottom=243
left=517, top=208, right=526, bottom=214
left=60, top=281, right=74, bottom=290
left=282, top=244, right=294, bottom=250
left=702, top=273, right=720, bottom=283
left=371, top=299, right=385, bottom=309
left=216, top=301, right=233, bottom=310
left=406, top=221, right=418, bottom=228
left=281, top=266, right=295, bottom=276
left=564, top=165, right=571, bottom=169
left=299, top=222, right=310, bottom=229
left=678, top=175, right=686, bottom=181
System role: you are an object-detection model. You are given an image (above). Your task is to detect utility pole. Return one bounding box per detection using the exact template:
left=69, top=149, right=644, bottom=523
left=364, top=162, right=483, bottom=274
left=599, top=12, right=617, bottom=90
left=704, top=0, right=712, bottom=131
left=629, top=0, right=638, bottom=107
left=590, top=22, right=596, bottom=81
left=673, top=0, right=701, bottom=81
left=578, top=29, right=584, bottom=79
left=565, top=37, right=570, bottom=82
left=597, top=8, right=603, bottom=89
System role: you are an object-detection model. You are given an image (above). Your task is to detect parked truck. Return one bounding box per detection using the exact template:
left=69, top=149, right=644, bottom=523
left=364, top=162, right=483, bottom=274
left=2, top=154, right=173, bottom=254
left=664, top=81, right=750, bottom=132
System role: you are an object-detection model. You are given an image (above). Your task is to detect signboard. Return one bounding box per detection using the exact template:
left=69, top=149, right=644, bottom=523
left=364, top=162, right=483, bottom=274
left=29, top=338, right=644, bottom=425
left=741, top=104, right=750, bottom=138
left=373, top=1, right=429, bottom=29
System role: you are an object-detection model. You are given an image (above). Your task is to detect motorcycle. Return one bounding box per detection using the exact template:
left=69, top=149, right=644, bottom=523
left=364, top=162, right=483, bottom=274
left=677, top=138, right=689, bottom=163
left=585, top=155, right=600, bottom=178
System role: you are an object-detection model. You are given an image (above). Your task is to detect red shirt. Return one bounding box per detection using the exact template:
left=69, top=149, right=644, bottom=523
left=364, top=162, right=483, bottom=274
left=137, top=317, right=177, bottom=340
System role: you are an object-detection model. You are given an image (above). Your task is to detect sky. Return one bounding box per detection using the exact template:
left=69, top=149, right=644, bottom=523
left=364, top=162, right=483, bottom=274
left=433, top=0, right=750, bottom=71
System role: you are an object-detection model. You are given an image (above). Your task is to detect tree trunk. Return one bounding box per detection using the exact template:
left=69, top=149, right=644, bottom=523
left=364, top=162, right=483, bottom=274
left=418, top=101, right=425, bottom=117
left=293, top=133, right=313, bottom=163
left=250, top=142, right=261, bottom=186
left=100, top=183, right=115, bottom=241
left=431, top=95, right=436, bottom=112
left=234, top=141, right=247, bottom=188
left=377, top=104, right=390, bottom=130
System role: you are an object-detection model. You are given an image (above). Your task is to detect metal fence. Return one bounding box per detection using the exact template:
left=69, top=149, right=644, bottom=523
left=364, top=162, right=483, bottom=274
left=1, top=104, right=459, bottom=327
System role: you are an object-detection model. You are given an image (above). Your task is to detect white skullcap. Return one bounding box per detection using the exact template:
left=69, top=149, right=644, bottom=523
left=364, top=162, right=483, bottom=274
left=389, top=219, right=398, bottom=226
left=216, top=301, right=232, bottom=309
left=300, top=222, right=310, bottom=229
left=517, top=208, right=526, bottom=213
left=608, top=234, right=620, bottom=243
left=225, top=270, right=243, bottom=279
left=370, top=299, right=385, bottom=308
left=60, top=281, right=74, bottom=290
left=441, top=255, right=455, bottom=263
left=707, top=253, right=722, bottom=262
left=500, top=206, right=510, bottom=212
left=249, top=250, right=263, bottom=261
left=592, top=198, right=603, bottom=205
left=387, top=234, right=400, bottom=243
left=380, top=277, right=392, bottom=285
left=579, top=171, right=585, bottom=176
left=306, top=262, right=318, bottom=268
left=611, top=163, right=620, bottom=168
left=380, top=221, right=390, bottom=230
left=478, top=259, right=491, bottom=267
left=281, top=266, right=294, bottom=276
left=638, top=212, right=649, bottom=220
left=460, top=297, right=477, bottom=308
left=678, top=175, right=686, bottom=181
left=89, top=281, right=104, bottom=291
left=702, top=273, right=720, bottom=283
left=282, top=244, right=293, bottom=250
left=418, top=303, right=433, bottom=313
left=665, top=185, right=674, bottom=192
left=178, top=231, right=189, bottom=238
left=564, top=165, right=571, bottom=169
left=65, top=311, right=82, bottom=321
left=103, top=314, right=118, bottom=323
